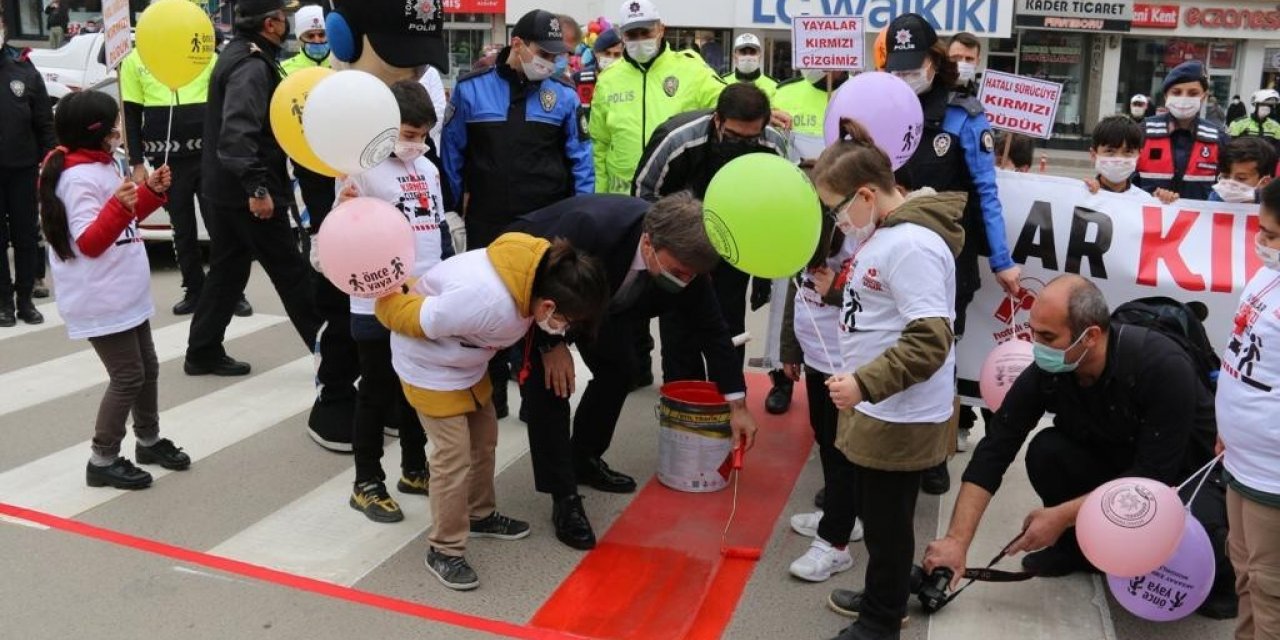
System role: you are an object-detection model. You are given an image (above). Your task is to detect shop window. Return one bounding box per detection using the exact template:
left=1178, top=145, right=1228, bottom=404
left=1117, top=38, right=1238, bottom=111
left=1018, top=31, right=1090, bottom=139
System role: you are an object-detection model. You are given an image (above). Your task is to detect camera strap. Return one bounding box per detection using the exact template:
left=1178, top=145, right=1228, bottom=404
left=946, top=531, right=1036, bottom=604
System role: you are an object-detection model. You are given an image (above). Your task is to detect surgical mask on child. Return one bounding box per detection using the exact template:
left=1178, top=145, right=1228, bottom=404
left=1095, top=157, right=1137, bottom=184
left=536, top=306, right=568, bottom=336
left=1212, top=179, right=1256, bottom=204
left=835, top=196, right=877, bottom=244
left=1256, top=235, right=1280, bottom=271
left=1033, top=331, right=1089, bottom=374
left=394, top=141, right=427, bottom=163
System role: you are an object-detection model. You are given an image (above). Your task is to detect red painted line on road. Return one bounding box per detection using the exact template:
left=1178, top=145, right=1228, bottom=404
left=0, top=502, right=585, bottom=640
left=530, top=374, right=814, bottom=639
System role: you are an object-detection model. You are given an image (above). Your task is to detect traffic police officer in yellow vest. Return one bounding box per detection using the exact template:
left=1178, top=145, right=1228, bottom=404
left=281, top=4, right=331, bottom=75
left=120, top=47, right=254, bottom=317
left=590, top=0, right=726, bottom=194
left=773, top=69, right=848, bottom=161
left=721, top=33, right=776, bottom=101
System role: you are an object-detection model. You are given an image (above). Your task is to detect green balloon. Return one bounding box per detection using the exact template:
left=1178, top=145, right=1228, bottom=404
left=703, top=154, right=822, bottom=278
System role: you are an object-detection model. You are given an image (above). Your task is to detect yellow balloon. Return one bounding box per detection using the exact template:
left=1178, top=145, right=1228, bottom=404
left=271, top=67, right=341, bottom=178
left=136, top=0, right=215, bottom=90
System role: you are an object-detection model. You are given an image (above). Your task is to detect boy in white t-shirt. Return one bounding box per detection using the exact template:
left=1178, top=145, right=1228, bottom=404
left=1208, top=136, right=1275, bottom=204
left=341, top=81, right=453, bottom=523
left=1085, top=116, right=1152, bottom=198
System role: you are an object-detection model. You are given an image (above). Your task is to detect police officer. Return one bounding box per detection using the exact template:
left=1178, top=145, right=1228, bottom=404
left=571, top=27, right=622, bottom=124
left=886, top=13, right=1021, bottom=496
left=0, top=17, right=53, bottom=327
left=442, top=8, right=593, bottom=418
left=722, top=33, right=776, bottom=101
left=120, top=50, right=255, bottom=318
left=774, top=69, right=848, bottom=162
left=590, top=0, right=726, bottom=195
left=1228, top=89, right=1280, bottom=143
left=280, top=4, right=331, bottom=75
left=1135, top=60, right=1231, bottom=204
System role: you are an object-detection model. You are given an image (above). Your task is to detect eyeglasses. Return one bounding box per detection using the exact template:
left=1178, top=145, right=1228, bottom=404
left=823, top=192, right=856, bottom=218
left=718, top=125, right=765, bottom=144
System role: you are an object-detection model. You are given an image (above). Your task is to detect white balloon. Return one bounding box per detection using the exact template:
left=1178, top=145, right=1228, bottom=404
left=302, top=70, right=399, bottom=176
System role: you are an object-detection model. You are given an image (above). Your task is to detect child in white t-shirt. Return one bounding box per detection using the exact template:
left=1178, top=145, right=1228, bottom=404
left=1218, top=178, right=1280, bottom=638
left=815, top=118, right=966, bottom=639
left=340, top=81, right=453, bottom=524
left=39, top=90, right=189, bottom=490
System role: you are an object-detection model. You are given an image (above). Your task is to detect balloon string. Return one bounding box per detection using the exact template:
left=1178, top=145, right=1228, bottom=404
left=795, top=274, right=842, bottom=374
left=1177, top=453, right=1224, bottom=509
left=162, top=94, right=176, bottom=166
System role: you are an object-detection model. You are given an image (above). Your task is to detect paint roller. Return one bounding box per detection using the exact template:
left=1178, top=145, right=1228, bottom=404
left=720, top=444, right=762, bottom=561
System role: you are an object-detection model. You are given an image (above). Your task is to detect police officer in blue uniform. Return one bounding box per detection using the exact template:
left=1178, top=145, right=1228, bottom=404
left=884, top=14, right=1021, bottom=497
left=442, top=9, right=594, bottom=417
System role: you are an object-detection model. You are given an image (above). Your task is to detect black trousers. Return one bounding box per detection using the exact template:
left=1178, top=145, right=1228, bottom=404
left=186, top=201, right=318, bottom=364
left=807, top=366, right=860, bottom=545
left=352, top=334, right=426, bottom=483
left=520, top=314, right=640, bottom=498
left=0, top=165, right=39, bottom=301
left=1025, top=427, right=1235, bottom=597
left=852, top=461, right=922, bottom=633
left=659, top=261, right=749, bottom=382
left=164, top=154, right=209, bottom=296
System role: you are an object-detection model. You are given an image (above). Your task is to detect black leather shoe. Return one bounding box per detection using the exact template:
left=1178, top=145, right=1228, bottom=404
left=831, top=620, right=900, bottom=640
left=576, top=457, right=637, bottom=493
left=184, top=355, right=251, bottom=376
left=172, top=293, right=198, bottom=315
left=16, top=298, right=42, bottom=325
left=1196, top=589, right=1239, bottom=619
left=765, top=369, right=793, bottom=415
left=32, top=279, right=50, bottom=299
left=136, top=438, right=191, bottom=470
left=921, top=462, right=950, bottom=495
left=553, top=494, right=597, bottom=550
left=0, top=302, right=16, bottom=328
left=86, top=458, right=152, bottom=489
left=814, top=487, right=826, bottom=510
left=233, top=296, right=253, bottom=318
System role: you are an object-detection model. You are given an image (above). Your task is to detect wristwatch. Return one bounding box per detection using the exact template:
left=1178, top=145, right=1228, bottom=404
left=251, top=186, right=269, bottom=199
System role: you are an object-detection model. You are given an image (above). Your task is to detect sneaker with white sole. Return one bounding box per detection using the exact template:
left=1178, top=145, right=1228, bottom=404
left=789, top=537, right=854, bottom=582
left=790, top=510, right=864, bottom=542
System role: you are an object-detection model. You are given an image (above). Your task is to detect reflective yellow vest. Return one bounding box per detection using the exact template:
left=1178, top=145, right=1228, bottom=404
left=280, top=50, right=331, bottom=76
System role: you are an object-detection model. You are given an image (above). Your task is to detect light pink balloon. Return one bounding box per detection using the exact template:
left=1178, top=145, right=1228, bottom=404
left=979, top=339, right=1034, bottom=410
left=1078, top=477, right=1186, bottom=578
left=317, top=197, right=415, bottom=299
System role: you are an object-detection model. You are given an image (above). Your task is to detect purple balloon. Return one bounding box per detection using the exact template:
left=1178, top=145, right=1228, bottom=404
left=1106, top=514, right=1215, bottom=622
left=822, top=72, right=925, bottom=170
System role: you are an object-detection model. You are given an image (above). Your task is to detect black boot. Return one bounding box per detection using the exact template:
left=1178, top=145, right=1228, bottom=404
left=552, top=494, right=596, bottom=550
left=765, top=369, right=793, bottom=414
left=921, top=461, right=950, bottom=495
left=15, top=296, right=43, bottom=325
left=0, top=299, right=14, bottom=327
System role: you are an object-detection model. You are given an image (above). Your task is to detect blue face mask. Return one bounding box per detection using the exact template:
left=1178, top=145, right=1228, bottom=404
left=1032, top=330, right=1090, bottom=374
left=554, top=54, right=569, bottom=76
left=303, top=42, right=330, bottom=61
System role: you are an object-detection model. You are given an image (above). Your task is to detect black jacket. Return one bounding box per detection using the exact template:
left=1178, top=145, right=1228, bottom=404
left=963, top=326, right=1218, bottom=494
left=507, top=194, right=746, bottom=395
left=0, top=47, right=55, bottom=169
left=44, top=4, right=69, bottom=30
left=201, top=33, right=288, bottom=207
left=631, top=109, right=787, bottom=201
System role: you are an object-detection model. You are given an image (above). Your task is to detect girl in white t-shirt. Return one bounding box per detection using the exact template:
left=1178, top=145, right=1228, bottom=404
left=816, top=119, right=967, bottom=639
left=1218, top=179, right=1280, bottom=638
left=38, top=90, right=188, bottom=491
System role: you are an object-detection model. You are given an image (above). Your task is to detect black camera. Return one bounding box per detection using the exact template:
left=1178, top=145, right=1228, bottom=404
left=910, top=565, right=954, bottom=614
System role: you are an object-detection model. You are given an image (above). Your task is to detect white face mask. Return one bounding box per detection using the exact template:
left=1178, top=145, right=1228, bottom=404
left=956, top=61, right=977, bottom=83
left=1130, top=105, right=1147, bottom=117
left=1095, top=156, right=1137, bottom=185
left=597, top=55, right=618, bottom=70
left=625, top=38, right=659, bottom=63
left=835, top=196, right=877, bottom=244
left=735, top=55, right=760, bottom=74
left=1166, top=95, right=1202, bottom=120
left=1257, top=235, right=1280, bottom=271
left=536, top=306, right=568, bottom=336
left=893, top=69, right=933, bottom=95
left=521, top=46, right=557, bottom=81
left=394, top=140, right=426, bottom=164
left=1259, top=105, right=1273, bottom=119
left=1213, top=178, right=1256, bottom=204
left=802, top=69, right=827, bottom=84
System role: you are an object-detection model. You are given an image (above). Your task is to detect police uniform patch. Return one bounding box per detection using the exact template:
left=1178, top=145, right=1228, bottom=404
left=663, top=75, right=679, bottom=97
left=540, top=88, right=556, bottom=112
left=933, top=133, right=951, bottom=157
left=9, top=80, right=25, bottom=98
left=1201, top=146, right=1211, bottom=158
left=980, top=129, right=995, bottom=153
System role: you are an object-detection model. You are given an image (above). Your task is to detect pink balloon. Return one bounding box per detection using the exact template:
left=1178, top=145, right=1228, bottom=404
left=822, top=72, right=925, bottom=170
left=1078, top=477, right=1186, bottom=578
left=1107, top=515, right=1215, bottom=622
left=316, top=197, right=415, bottom=299
left=979, top=339, right=1034, bottom=410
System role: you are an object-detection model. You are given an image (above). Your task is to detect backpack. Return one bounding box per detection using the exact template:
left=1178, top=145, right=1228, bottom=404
left=1110, top=296, right=1220, bottom=392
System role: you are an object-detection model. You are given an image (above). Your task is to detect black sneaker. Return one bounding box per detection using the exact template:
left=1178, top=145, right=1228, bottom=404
left=765, top=369, right=793, bottom=415
left=1196, top=589, right=1239, bottom=619
left=136, top=438, right=191, bottom=470
left=425, top=547, right=479, bottom=591
left=921, top=462, right=950, bottom=495
left=172, top=293, right=198, bottom=315
left=831, top=620, right=901, bottom=640
left=349, top=480, right=404, bottom=523
left=233, top=296, right=253, bottom=318
left=552, top=494, right=596, bottom=550
left=828, top=589, right=909, bottom=625
left=469, top=511, right=530, bottom=540
left=184, top=355, right=251, bottom=376
left=15, top=298, right=42, bottom=325
left=86, top=458, right=153, bottom=489
left=396, top=470, right=430, bottom=495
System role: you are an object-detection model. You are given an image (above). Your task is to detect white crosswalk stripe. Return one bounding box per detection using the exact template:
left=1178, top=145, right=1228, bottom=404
left=0, top=314, right=286, bottom=418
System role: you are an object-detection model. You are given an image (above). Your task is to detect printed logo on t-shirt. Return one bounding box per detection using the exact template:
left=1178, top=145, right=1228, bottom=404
left=113, top=221, right=142, bottom=247
left=861, top=267, right=884, bottom=292
left=394, top=174, right=443, bottom=232
left=1224, top=281, right=1277, bottom=392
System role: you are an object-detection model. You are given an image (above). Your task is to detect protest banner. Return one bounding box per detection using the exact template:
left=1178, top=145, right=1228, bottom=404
left=790, top=16, right=864, bottom=71
left=957, top=172, right=1260, bottom=403
left=978, top=70, right=1063, bottom=139
left=102, top=0, right=132, bottom=70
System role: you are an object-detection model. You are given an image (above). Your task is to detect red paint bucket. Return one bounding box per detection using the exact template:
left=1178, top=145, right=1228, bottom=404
left=656, top=381, right=733, bottom=493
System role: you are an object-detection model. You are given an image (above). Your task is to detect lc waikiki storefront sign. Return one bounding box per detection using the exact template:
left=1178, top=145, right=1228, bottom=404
left=746, top=0, right=1014, bottom=37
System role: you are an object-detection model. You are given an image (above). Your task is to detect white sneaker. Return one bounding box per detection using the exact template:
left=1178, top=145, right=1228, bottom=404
left=790, top=510, right=864, bottom=542
left=789, top=537, right=854, bottom=582
left=957, top=429, right=971, bottom=452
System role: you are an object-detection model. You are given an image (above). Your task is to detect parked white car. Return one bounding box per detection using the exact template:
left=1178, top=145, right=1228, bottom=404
left=26, top=32, right=120, bottom=104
